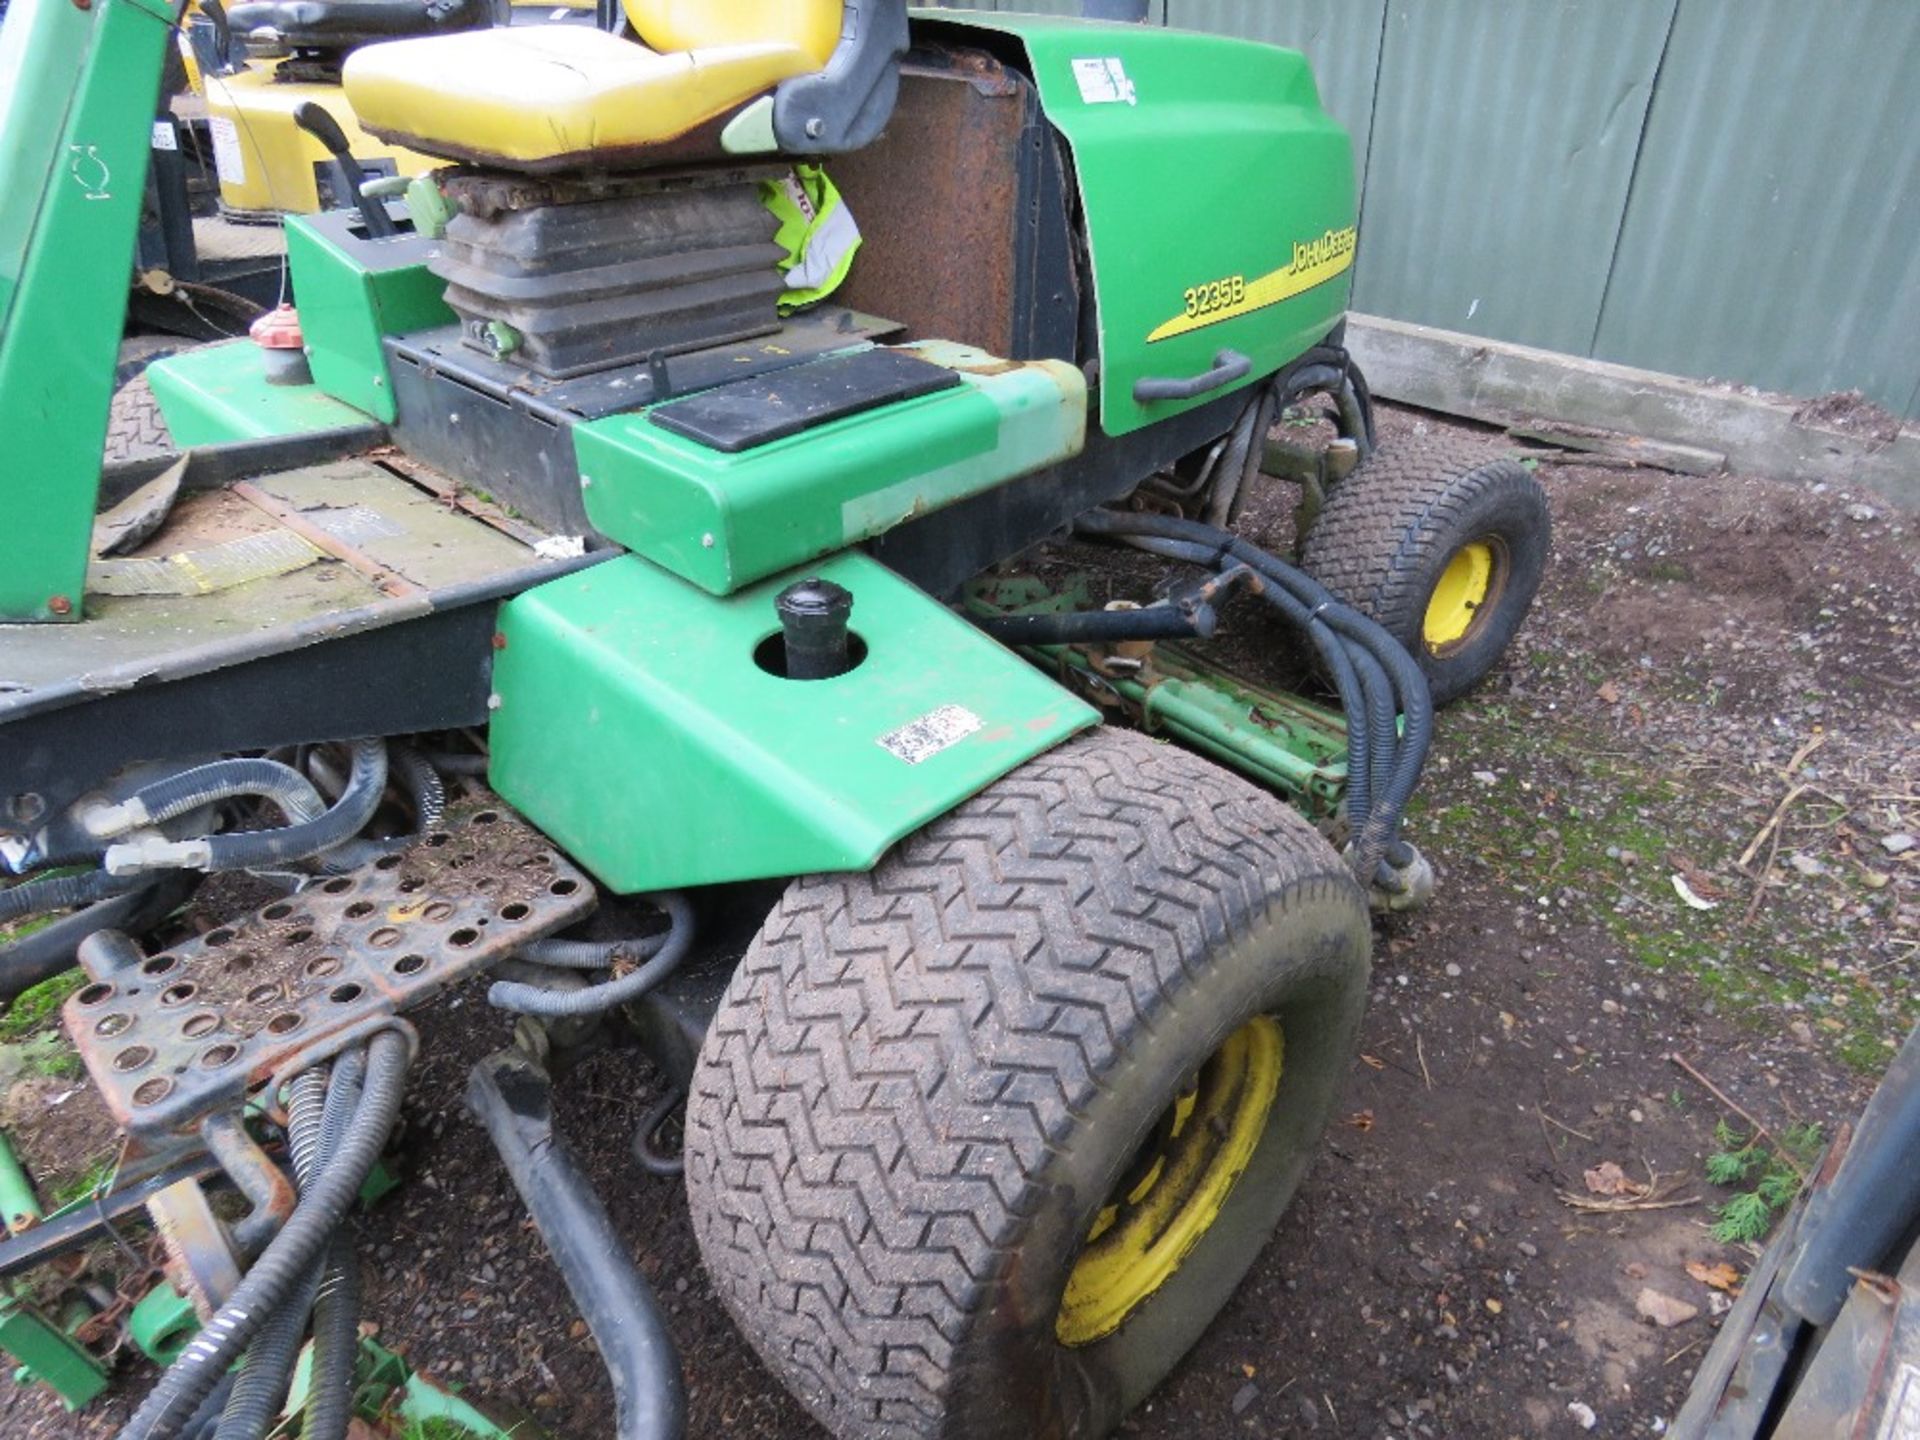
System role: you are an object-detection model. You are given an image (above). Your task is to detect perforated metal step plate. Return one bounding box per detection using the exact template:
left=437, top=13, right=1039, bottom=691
left=66, top=799, right=594, bottom=1137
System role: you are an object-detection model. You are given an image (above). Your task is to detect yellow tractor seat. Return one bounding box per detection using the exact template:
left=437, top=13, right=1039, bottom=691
left=343, top=25, right=822, bottom=170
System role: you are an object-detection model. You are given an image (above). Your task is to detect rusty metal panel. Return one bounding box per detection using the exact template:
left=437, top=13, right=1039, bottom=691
left=1165, top=0, right=1385, bottom=189
left=1593, top=0, right=1920, bottom=418
left=832, top=59, right=1037, bottom=355
left=1354, top=0, right=1679, bottom=356
left=67, top=800, right=592, bottom=1138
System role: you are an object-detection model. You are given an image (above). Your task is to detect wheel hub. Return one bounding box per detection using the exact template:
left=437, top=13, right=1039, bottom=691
left=1055, top=1015, right=1284, bottom=1346
left=1422, top=539, right=1496, bottom=650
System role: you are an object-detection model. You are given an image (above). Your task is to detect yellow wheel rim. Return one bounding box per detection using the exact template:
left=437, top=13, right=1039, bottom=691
left=1422, top=540, right=1496, bottom=650
left=1055, top=1016, right=1284, bottom=1347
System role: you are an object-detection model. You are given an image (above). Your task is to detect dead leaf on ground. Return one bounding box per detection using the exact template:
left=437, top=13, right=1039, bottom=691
left=1345, top=1109, right=1375, bottom=1131
left=1636, top=1288, right=1700, bottom=1328
left=1359, top=1054, right=1386, bottom=1070
left=1667, top=852, right=1725, bottom=900
left=1584, top=1161, right=1651, bottom=1198
left=1671, top=874, right=1720, bottom=911
left=1596, top=680, right=1622, bottom=704
left=1686, top=1261, right=1742, bottom=1295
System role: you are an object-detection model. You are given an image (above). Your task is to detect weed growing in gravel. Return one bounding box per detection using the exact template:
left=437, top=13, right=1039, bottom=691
left=1705, top=1119, right=1824, bottom=1243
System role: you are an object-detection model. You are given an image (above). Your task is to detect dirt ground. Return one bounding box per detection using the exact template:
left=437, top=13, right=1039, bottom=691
left=4, top=401, right=1915, bottom=1440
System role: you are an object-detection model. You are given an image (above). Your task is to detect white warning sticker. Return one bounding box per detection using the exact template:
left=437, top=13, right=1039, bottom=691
left=1071, top=57, right=1137, bottom=106
left=208, top=116, right=246, bottom=186
left=150, top=120, right=178, bottom=152
left=878, top=705, right=983, bottom=765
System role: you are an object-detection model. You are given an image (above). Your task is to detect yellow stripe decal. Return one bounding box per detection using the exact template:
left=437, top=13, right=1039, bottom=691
left=1148, top=226, right=1357, bottom=344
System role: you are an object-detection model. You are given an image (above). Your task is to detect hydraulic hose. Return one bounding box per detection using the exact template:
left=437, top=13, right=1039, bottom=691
left=104, top=741, right=390, bottom=876
left=1101, top=529, right=1379, bottom=833
left=313, top=743, right=445, bottom=874
left=120, top=759, right=325, bottom=833
left=1074, top=510, right=1434, bottom=875
left=203, top=740, right=387, bottom=871
left=0, top=868, right=146, bottom=925
left=214, top=1067, right=331, bottom=1440
left=972, top=601, right=1214, bottom=648
left=300, top=1047, right=373, bottom=1440
left=304, top=1232, right=361, bottom=1440
left=488, top=892, right=694, bottom=1016
left=0, top=873, right=198, bottom=1003
left=469, top=1051, right=686, bottom=1440
left=119, top=1029, right=409, bottom=1440
left=522, top=929, right=671, bottom=972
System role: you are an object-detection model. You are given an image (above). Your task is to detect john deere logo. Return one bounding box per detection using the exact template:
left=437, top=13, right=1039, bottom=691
left=1149, top=226, right=1357, bottom=343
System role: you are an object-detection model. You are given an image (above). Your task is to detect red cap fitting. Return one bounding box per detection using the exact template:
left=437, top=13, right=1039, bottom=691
left=249, top=304, right=304, bottom=351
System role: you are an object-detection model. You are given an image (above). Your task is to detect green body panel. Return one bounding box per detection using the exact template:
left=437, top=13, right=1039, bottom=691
left=127, top=1282, right=197, bottom=1366
left=0, top=1131, right=39, bottom=1233
left=147, top=340, right=373, bottom=447
left=576, top=342, right=1086, bottom=595
left=489, top=551, right=1099, bottom=892
left=282, top=215, right=453, bottom=422
left=0, top=1296, right=109, bottom=1409
left=0, top=0, right=174, bottom=620
left=930, top=12, right=1355, bottom=438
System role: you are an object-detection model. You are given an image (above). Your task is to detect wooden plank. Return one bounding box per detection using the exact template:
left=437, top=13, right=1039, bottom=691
left=1347, top=315, right=1919, bottom=508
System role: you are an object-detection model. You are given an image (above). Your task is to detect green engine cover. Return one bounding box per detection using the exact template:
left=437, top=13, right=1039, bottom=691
left=487, top=551, right=1098, bottom=893
left=575, top=341, right=1086, bottom=596
left=929, top=12, right=1357, bottom=438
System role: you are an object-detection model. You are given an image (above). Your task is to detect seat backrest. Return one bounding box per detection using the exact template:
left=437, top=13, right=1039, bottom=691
left=623, top=0, right=842, bottom=67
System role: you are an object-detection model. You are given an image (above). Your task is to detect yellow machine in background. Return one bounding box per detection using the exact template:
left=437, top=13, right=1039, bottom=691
left=182, top=0, right=518, bottom=217
left=200, top=64, right=434, bottom=217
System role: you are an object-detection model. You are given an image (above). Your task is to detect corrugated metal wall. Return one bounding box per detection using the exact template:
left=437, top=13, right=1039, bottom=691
left=929, top=2, right=1920, bottom=419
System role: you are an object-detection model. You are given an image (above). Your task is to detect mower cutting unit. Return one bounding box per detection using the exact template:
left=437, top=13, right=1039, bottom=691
left=0, top=0, right=1551, bottom=1435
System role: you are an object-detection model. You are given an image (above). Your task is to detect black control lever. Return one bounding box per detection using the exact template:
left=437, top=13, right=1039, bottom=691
left=292, top=101, right=399, bottom=238
left=198, top=0, right=242, bottom=72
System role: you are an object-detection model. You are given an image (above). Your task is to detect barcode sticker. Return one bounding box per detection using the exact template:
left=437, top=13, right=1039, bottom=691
left=878, top=705, right=983, bottom=765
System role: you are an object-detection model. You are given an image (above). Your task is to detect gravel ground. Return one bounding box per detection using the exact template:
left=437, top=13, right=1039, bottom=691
left=3, top=401, right=1914, bottom=1440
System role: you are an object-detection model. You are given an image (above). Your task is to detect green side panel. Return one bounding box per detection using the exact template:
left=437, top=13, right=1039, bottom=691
left=127, top=1282, right=197, bottom=1366
left=927, top=12, right=1355, bottom=438
left=147, top=340, right=373, bottom=447
left=0, top=1130, right=40, bottom=1232
left=575, top=344, right=1086, bottom=596
left=0, top=1297, right=109, bottom=1410
left=0, top=0, right=174, bottom=620
left=282, top=214, right=453, bottom=423
left=489, top=552, right=1099, bottom=892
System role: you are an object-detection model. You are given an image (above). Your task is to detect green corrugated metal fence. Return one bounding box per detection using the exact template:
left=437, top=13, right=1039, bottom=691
left=933, top=2, right=1920, bottom=420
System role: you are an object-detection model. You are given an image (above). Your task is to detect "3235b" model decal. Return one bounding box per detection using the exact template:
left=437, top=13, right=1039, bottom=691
left=1150, top=226, right=1357, bottom=344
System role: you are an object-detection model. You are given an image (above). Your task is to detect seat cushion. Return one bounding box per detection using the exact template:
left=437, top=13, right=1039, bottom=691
left=624, top=0, right=842, bottom=69
left=343, top=25, right=817, bottom=169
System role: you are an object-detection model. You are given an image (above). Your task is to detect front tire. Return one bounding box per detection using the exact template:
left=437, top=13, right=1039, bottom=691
left=686, top=727, right=1372, bottom=1440
left=1301, top=438, right=1551, bottom=705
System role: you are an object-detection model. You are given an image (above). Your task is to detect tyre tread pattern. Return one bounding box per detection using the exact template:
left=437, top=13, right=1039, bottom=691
left=1300, top=434, right=1539, bottom=631
left=685, top=728, right=1363, bottom=1438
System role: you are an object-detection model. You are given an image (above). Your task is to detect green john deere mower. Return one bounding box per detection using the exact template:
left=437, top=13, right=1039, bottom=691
left=0, top=0, right=1550, bottom=1435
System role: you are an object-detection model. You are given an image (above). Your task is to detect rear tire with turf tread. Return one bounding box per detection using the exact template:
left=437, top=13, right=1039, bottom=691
left=105, top=336, right=189, bottom=464
left=1301, top=437, right=1550, bottom=705
left=685, top=726, right=1372, bottom=1440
